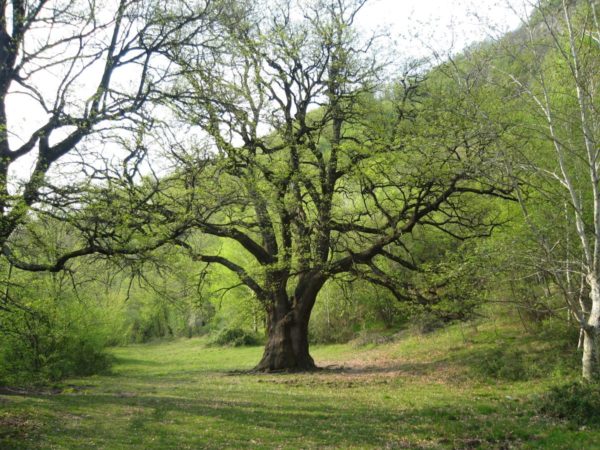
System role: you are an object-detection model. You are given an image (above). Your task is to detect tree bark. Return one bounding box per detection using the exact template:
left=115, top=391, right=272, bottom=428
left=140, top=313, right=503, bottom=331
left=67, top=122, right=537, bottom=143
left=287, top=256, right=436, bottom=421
left=254, top=274, right=325, bottom=372
left=582, top=327, right=597, bottom=381
left=254, top=304, right=316, bottom=372
left=583, top=275, right=600, bottom=381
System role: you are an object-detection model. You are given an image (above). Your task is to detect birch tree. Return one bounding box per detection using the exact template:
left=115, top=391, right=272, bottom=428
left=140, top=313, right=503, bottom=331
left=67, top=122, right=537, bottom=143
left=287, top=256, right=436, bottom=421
left=491, top=0, right=600, bottom=380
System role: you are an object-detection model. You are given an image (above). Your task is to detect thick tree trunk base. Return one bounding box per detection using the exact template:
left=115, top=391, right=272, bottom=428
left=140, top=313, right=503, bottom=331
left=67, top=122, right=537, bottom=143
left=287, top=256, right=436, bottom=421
left=253, top=312, right=316, bottom=372
left=253, top=344, right=318, bottom=373
left=251, top=363, right=320, bottom=374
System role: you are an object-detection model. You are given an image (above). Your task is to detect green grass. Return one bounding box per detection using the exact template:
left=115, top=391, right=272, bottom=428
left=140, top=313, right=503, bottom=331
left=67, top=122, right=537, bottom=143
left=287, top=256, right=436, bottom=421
left=1, top=320, right=598, bottom=449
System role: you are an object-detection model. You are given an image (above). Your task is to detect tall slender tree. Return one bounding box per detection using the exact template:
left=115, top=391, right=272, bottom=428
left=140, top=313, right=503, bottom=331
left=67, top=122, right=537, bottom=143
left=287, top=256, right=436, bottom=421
left=489, top=0, right=600, bottom=381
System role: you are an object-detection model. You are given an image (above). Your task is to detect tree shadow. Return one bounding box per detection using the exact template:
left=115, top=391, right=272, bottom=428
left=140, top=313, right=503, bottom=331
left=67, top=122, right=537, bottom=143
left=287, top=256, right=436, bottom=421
left=15, top=389, right=539, bottom=449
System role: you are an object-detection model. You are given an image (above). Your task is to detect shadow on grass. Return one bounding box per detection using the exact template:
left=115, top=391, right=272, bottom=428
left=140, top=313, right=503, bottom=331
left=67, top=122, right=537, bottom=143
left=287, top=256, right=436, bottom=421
left=14, top=389, right=541, bottom=449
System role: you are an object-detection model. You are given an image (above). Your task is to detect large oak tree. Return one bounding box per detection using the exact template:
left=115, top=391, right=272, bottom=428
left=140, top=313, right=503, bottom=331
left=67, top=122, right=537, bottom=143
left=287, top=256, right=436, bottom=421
left=166, top=0, right=513, bottom=371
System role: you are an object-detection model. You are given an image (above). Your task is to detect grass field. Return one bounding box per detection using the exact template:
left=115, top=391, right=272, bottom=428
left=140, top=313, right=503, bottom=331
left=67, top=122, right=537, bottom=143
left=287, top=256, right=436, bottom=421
left=1, top=320, right=597, bottom=449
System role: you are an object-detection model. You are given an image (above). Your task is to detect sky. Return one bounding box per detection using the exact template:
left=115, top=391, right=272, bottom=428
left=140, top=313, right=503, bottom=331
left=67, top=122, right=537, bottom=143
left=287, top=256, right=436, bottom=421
left=357, top=0, right=526, bottom=59
left=7, top=0, right=530, bottom=186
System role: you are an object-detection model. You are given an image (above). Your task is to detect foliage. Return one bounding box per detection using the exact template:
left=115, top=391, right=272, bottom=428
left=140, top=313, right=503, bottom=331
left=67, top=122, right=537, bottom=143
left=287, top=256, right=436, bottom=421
left=309, top=279, right=403, bottom=344
left=538, top=382, right=600, bottom=427
left=0, top=270, right=117, bottom=384
left=208, top=327, right=262, bottom=347
left=483, top=0, right=600, bottom=380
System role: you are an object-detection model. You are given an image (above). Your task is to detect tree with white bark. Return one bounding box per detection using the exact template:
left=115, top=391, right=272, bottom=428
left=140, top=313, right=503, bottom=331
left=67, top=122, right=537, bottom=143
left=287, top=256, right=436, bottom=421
left=488, top=0, right=600, bottom=380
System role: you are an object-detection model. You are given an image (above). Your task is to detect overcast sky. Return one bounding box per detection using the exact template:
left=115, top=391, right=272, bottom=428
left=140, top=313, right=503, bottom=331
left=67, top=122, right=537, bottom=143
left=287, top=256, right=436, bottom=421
left=8, top=0, right=530, bottom=185
left=357, top=0, right=527, bottom=59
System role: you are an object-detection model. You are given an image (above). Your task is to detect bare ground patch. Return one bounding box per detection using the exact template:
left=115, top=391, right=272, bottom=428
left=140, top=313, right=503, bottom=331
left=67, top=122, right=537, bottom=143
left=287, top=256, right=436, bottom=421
left=251, top=352, right=470, bottom=388
left=0, top=412, right=39, bottom=441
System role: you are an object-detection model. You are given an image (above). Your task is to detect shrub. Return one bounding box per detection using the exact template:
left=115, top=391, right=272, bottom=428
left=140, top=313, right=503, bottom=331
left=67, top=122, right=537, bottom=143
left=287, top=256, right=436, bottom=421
left=0, top=271, right=119, bottom=385
left=537, top=382, right=600, bottom=426
left=415, top=315, right=447, bottom=334
left=209, top=327, right=261, bottom=347
left=474, top=347, right=528, bottom=381
left=0, top=310, right=114, bottom=385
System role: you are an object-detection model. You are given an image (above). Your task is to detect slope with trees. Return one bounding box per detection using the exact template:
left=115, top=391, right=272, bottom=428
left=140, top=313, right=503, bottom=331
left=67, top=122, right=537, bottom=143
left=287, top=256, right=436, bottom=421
left=474, top=0, right=600, bottom=381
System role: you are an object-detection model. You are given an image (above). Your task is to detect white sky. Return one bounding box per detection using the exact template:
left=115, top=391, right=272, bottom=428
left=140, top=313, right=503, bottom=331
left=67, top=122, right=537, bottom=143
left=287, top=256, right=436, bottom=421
left=8, top=0, right=528, bottom=186
left=358, top=0, right=525, bottom=59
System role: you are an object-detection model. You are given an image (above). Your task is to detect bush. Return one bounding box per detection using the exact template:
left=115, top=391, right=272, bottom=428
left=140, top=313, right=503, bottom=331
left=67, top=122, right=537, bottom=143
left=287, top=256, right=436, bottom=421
left=415, top=315, right=447, bottom=334
left=0, top=270, right=119, bottom=385
left=0, top=311, right=114, bottom=385
left=537, top=382, right=600, bottom=426
left=474, top=347, right=528, bottom=381
left=209, top=327, right=262, bottom=347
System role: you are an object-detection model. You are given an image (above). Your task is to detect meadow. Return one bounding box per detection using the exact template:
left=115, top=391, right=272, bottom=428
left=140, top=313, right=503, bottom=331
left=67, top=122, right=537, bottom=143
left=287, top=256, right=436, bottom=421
left=1, top=320, right=595, bottom=449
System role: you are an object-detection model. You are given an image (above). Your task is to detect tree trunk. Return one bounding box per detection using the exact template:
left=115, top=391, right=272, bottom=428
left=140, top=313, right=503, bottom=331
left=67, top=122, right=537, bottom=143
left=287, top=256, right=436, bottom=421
left=583, top=275, right=600, bottom=381
left=254, top=305, right=316, bottom=372
left=582, top=327, right=597, bottom=381
left=254, top=274, right=325, bottom=372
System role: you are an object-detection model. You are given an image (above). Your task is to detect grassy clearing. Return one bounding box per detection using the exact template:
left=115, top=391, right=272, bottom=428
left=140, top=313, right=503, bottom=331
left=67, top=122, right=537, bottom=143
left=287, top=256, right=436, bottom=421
left=0, top=320, right=597, bottom=449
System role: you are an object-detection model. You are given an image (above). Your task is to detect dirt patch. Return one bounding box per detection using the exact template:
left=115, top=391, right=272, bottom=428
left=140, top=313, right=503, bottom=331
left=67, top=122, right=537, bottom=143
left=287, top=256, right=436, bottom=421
left=0, top=386, right=62, bottom=396
left=225, top=350, right=470, bottom=387
left=115, top=391, right=137, bottom=398
left=0, top=413, right=39, bottom=440
left=313, top=357, right=468, bottom=384
left=247, top=355, right=469, bottom=389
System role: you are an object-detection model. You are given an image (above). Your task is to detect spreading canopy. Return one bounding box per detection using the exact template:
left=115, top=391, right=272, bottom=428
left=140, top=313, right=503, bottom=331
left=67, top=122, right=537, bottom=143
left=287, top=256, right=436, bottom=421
left=162, top=0, right=514, bottom=370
